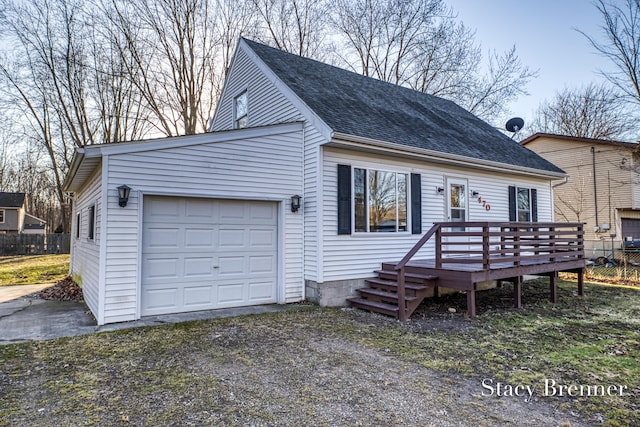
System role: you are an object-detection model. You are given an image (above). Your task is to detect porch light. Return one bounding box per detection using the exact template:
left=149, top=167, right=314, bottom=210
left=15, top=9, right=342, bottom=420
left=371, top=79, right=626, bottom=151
left=291, top=195, right=301, bottom=212
left=117, top=185, right=131, bottom=207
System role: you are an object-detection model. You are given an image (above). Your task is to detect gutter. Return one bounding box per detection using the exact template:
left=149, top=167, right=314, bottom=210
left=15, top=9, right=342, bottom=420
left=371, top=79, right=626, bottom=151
left=330, top=132, right=567, bottom=179
left=552, top=176, right=569, bottom=188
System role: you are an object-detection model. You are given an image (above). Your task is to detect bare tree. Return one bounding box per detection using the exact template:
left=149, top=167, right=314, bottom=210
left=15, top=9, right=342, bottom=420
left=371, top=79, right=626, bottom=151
left=582, top=0, right=640, bottom=105
left=107, top=0, right=221, bottom=135
left=252, top=0, right=331, bottom=59
left=331, top=0, right=536, bottom=121
left=555, top=171, right=591, bottom=223
left=531, top=83, right=633, bottom=140
left=0, top=0, right=153, bottom=231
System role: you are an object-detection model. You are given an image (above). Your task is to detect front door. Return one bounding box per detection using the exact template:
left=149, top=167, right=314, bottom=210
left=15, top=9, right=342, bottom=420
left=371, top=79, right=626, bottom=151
left=444, top=177, right=469, bottom=255
left=446, top=177, right=468, bottom=226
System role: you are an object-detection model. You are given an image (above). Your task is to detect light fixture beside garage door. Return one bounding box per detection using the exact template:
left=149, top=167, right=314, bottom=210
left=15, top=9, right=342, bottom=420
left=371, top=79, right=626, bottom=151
left=117, top=185, right=131, bottom=207
left=291, top=195, right=301, bottom=212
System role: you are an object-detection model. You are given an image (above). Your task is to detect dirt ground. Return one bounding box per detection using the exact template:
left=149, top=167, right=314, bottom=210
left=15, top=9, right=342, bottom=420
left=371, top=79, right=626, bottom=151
left=1, top=304, right=597, bottom=426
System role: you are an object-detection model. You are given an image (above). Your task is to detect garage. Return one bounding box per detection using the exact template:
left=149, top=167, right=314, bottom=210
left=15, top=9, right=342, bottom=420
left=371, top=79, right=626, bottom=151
left=141, top=196, right=278, bottom=316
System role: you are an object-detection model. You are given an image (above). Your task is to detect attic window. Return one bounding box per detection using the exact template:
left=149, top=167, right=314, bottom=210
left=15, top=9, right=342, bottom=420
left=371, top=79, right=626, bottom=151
left=234, top=91, right=248, bottom=129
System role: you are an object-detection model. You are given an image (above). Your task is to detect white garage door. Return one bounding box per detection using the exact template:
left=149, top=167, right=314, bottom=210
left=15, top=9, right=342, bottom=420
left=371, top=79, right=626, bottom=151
left=141, top=196, right=278, bottom=316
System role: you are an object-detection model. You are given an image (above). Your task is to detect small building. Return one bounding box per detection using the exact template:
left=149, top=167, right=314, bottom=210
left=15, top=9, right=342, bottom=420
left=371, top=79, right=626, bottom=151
left=0, top=192, right=46, bottom=235
left=65, top=39, right=566, bottom=325
left=522, top=133, right=640, bottom=255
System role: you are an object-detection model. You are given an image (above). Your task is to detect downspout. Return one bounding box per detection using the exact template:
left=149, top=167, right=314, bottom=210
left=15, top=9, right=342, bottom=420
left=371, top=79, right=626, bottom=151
left=552, top=176, right=568, bottom=188
left=592, top=147, right=599, bottom=229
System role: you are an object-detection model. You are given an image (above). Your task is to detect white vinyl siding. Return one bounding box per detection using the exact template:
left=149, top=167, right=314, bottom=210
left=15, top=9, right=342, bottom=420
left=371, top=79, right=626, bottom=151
left=321, top=147, right=553, bottom=281
left=101, top=128, right=304, bottom=324
left=212, top=47, right=303, bottom=131
left=211, top=44, right=326, bottom=282
left=70, top=163, right=102, bottom=318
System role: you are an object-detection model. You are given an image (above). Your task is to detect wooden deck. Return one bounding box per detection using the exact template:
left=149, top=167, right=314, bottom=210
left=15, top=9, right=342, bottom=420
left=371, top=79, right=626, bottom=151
left=349, top=222, right=585, bottom=320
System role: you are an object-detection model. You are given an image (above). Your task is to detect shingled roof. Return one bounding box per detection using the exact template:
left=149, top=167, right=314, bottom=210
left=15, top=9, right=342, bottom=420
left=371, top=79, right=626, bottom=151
left=0, top=192, right=25, bottom=208
left=243, top=39, right=563, bottom=174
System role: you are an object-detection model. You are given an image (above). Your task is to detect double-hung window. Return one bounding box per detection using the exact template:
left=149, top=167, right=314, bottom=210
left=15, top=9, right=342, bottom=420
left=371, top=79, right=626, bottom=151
left=354, top=168, right=408, bottom=232
left=509, top=186, right=537, bottom=222
left=234, top=91, right=248, bottom=129
left=517, top=187, right=531, bottom=222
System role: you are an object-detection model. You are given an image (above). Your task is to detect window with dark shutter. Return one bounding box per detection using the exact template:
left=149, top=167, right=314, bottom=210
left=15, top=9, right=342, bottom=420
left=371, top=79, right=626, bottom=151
left=508, top=186, right=517, bottom=221
left=509, top=186, right=538, bottom=222
left=411, top=173, right=421, bottom=234
left=531, top=189, right=538, bottom=222
left=337, top=164, right=352, bottom=234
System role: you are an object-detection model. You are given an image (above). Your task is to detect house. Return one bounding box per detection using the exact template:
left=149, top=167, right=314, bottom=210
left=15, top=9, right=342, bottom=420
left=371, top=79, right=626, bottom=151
left=0, top=192, right=46, bottom=235
left=64, top=38, right=567, bottom=325
left=522, top=133, right=640, bottom=256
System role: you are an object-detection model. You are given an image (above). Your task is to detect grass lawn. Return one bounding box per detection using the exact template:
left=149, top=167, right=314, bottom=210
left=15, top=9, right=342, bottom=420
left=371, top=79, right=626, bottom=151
left=0, top=278, right=639, bottom=426
left=0, top=254, right=70, bottom=286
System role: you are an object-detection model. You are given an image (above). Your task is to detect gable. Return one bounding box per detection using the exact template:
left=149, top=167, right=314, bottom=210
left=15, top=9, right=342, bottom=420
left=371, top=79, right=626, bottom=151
left=242, top=39, right=564, bottom=175
left=211, top=44, right=312, bottom=133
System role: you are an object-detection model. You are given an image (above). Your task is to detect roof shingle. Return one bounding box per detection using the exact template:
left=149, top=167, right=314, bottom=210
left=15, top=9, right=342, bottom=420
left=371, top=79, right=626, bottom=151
left=0, top=192, right=25, bottom=208
left=243, top=39, right=564, bottom=174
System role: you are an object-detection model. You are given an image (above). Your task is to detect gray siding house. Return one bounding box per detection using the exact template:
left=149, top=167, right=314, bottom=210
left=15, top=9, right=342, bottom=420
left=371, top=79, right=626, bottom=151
left=65, top=39, right=564, bottom=325
left=0, top=192, right=46, bottom=235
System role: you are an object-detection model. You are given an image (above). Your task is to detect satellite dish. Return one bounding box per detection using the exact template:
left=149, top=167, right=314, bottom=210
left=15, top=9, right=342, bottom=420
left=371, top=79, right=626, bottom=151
left=505, top=117, right=525, bottom=133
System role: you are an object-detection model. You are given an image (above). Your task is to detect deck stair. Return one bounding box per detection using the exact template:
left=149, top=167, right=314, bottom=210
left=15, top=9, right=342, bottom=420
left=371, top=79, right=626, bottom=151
left=348, top=265, right=438, bottom=319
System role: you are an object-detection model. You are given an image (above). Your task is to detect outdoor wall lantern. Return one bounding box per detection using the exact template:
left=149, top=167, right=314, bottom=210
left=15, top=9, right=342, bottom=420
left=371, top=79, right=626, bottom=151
left=118, top=185, right=131, bottom=207
left=436, top=186, right=444, bottom=194
left=291, top=195, right=301, bottom=212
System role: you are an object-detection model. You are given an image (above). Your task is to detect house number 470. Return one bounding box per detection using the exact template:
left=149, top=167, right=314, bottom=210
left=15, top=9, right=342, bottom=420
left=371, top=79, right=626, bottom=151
left=477, top=197, right=491, bottom=211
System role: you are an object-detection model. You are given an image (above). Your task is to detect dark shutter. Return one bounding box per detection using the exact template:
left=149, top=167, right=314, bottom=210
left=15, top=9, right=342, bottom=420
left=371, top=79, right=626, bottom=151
left=337, top=164, right=351, bottom=235
left=508, top=186, right=516, bottom=221
left=531, top=188, right=538, bottom=222
left=411, top=173, right=422, bottom=234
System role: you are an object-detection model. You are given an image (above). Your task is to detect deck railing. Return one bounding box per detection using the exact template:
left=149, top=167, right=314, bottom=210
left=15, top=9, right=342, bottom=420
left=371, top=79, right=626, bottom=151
left=394, top=222, right=584, bottom=320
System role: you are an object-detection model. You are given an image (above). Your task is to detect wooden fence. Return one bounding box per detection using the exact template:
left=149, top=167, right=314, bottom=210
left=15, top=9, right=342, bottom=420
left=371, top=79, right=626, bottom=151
left=0, top=234, right=71, bottom=255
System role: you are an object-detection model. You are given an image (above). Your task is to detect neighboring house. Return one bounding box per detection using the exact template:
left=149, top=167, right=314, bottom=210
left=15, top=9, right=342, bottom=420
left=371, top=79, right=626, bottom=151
left=522, top=133, right=640, bottom=256
left=0, top=192, right=46, bottom=235
left=64, top=38, right=565, bottom=325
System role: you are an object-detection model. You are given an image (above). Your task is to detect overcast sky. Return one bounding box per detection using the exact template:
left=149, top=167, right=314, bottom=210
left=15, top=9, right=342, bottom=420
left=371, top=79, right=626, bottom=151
left=447, top=0, right=614, bottom=131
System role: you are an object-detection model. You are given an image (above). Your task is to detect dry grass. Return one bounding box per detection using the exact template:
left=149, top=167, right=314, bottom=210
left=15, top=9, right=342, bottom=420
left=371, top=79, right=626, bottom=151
left=0, top=255, right=70, bottom=286
left=1, top=279, right=638, bottom=426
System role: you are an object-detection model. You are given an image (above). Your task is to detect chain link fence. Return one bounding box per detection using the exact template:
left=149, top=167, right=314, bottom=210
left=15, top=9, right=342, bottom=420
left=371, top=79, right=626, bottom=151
left=579, top=248, right=640, bottom=285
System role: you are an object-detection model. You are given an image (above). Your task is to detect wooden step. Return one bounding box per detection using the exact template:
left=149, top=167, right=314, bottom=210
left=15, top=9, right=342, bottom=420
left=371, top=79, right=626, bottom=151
left=348, top=297, right=400, bottom=317
left=356, top=287, right=417, bottom=304
left=375, top=270, right=438, bottom=284
left=365, top=278, right=430, bottom=293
